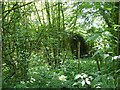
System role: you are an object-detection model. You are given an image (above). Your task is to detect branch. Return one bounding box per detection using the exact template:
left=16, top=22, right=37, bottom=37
left=2, top=2, right=33, bottom=19
left=3, top=2, right=33, bottom=14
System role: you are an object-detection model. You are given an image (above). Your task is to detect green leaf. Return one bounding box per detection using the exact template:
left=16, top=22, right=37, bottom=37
left=87, top=33, right=99, bottom=42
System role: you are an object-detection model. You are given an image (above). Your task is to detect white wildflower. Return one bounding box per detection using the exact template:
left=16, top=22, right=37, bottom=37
left=85, top=78, right=91, bottom=85
left=75, top=74, right=82, bottom=80
left=58, top=75, right=67, bottom=81
left=81, top=80, right=85, bottom=86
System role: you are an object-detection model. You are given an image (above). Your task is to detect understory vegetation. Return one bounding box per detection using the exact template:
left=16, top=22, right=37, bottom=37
left=1, top=1, right=120, bottom=89
left=3, top=56, right=117, bottom=88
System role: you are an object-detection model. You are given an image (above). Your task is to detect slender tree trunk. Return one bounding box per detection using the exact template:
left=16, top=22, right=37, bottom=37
left=57, top=2, right=61, bottom=66
left=96, top=58, right=101, bottom=72
left=78, top=42, right=80, bottom=74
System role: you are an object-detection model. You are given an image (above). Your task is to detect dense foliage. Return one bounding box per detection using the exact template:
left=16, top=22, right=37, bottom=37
left=2, top=1, right=120, bottom=89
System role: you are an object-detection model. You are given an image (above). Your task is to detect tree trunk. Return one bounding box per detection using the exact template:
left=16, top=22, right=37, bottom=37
left=78, top=42, right=80, bottom=74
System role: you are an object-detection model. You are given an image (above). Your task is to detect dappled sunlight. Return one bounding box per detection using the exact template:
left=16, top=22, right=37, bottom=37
left=2, top=1, right=119, bottom=88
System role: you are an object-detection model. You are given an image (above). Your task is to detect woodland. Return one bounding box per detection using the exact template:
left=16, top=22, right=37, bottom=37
left=1, top=1, right=120, bottom=89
